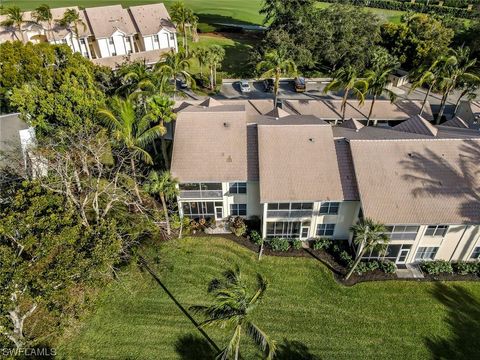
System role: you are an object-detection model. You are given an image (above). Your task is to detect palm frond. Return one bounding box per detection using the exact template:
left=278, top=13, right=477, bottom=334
left=246, top=321, right=277, bottom=359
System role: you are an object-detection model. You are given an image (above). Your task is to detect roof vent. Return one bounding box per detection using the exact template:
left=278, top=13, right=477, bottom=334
left=309, top=138, right=314, bottom=142
left=226, top=155, right=232, bottom=163
left=223, top=122, right=230, bottom=128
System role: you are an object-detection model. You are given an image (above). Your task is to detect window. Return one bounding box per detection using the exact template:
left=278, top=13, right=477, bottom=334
left=415, top=247, right=439, bottom=261
left=108, top=37, right=114, bottom=45
left=80, top=38, right=85, bottom=45
left=362, top=244, right=411, bottom=260
left=470, top=247, right=480, bottom=260
left=384, top=225, right=419, bottom=240
left=229, top=182, right=247, bottom=194
left=316, top=224, right=335, bottom=236
left=182, top=201, right=222, bottom=219
left=267, top=203, right=313, bottom=210
left=170, top=33, right=175, bottom=40
left=230, top=204, right=247, bottom=216
left=319, top=202, right=340, bottom=215
left=111, top=52, right=117, bottom=56
left=153, top=35, right=159, bottom=43
left=266, top=221, right=301, bottom=238
left=425, top=225, right=448, bottom=237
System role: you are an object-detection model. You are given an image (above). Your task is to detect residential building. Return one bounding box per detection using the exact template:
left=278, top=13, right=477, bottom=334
left=171, top=98, right=480, bottom=266
left=0, top=3, right=177, bottom=68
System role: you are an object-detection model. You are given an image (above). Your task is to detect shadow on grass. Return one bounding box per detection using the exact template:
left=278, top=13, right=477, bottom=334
left=196, top=13, right=262, bottom=33
left=175, top=334, right=217, bottom=360
left=425, top=283, right=480, bottom=359
left=275, top=339, right=321, bottom=360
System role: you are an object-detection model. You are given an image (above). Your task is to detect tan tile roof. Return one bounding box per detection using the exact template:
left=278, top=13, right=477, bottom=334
left=340, top=118, right=364, bottom=130
left=85, top=5, right=136, bottom=38
left=393, top=115, right=438, bottom=136
left=334, top=139, right=360, bottom=201
left=349, top=139, right=480, bottom=224
left=247, top=124, right=259, bottom=181
left=129, top=3, right=175, bottom=35
left=284, top=99, right=434, bottom=121
left=257, top=124, right=344, bottom=202
left=171, top=108, right=248, bottom=182
left=264, top=107, right=290, bottom=118
left=199, top=97, right=223, bottom=108
left=91, top=48, right=169, bottom=68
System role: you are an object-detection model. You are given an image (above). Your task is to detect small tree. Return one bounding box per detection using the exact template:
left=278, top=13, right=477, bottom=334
left=190, top=267, right=276, bottom=360
left=257, top=49, right=297, bottom=109
left=206, top=45, right=225, bottom=89
left=345, top=218, right=389, bottom=280
left=143, top=170, right=179, bottom=236
left=156, top=49, right=194, bottom=99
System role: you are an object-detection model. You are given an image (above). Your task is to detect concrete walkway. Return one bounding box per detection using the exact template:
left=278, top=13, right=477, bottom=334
left=396, top=264, right=424, bottom=279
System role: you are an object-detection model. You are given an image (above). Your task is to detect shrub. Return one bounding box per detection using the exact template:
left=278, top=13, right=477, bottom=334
left=355, top=261, right=369, bottom=275
left=249, top=230, right=263, bottom=245
left=339, top=251, right=354, bottom=268
left=270, top=238, right=290, bottom=252
left=366, top=260, right=380, bottom=272
left=420, top=260, right=454, bottom=275
left=312, top=237, right=332, bottom=250
left=332, top=244, right=341, bottom=253
left=379, top=260, right=397, bottom=274
left=291, top=239, right=302, bottom=250
left=454, top=261, right=479, bottom=275
left=228, top=216, right=247, bottom=237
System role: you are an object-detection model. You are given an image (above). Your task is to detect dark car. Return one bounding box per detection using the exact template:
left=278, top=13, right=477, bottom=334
left=294, top=77, right=306, bottom=92
left=263, top=78, right=274, bottom=92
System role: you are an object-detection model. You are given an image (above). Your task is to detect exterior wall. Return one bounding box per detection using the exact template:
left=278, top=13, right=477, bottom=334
left=51, top=35, right=90, bottom=58
left=142, top=29, right=177, bottom=51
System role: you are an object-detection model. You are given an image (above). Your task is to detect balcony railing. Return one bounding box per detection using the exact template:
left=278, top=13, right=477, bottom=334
left=179, top=190, right=223, bottom=199
left=267, top=210, right=313, bottom=218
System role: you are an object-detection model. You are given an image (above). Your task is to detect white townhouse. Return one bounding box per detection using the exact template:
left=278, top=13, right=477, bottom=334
left=0, top=3, right=177, bottom=68
left=171, top=98, right=480, bottom=266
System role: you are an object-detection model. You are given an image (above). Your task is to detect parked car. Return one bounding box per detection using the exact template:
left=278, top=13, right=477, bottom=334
left=294, top=77, right=306, bottom=93
left=263, top=78, right=274, bottom=92
left=239, top=80, right=251, bottom=93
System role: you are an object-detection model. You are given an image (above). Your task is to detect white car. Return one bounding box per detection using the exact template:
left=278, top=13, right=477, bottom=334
left=239, top=80, right=251, bottom=93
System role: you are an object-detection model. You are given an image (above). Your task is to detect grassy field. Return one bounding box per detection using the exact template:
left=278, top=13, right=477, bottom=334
left=57, top=236, right=480, bottom=359
left=8, top=0, right=404, bottom=25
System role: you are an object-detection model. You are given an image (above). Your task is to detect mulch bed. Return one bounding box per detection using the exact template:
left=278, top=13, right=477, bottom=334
left=190, top=232, right=480, bottom=285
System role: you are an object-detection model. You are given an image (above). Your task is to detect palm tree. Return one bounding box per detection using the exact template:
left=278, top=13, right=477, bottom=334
left=143, top=95, right=176, bottom=168
left=190, top=267, right=276, bottom=360
left=364, top=65, right=397, bottom=126
left=194, top=47, right=210, bottom=77
left=324, top=65, right=367, bottom=124
left=256, top=49, right=297, bottom=109
left=435, top=47, right=479, bottom=124
left=156, top=49, right=194, bottom=100
left=345, top=218, right=389, bottom=280
left=116, top=61, right=157, bottom=97
left=143, top=170, right=179, bottom=236
left=57, top=8, right=86, bottom=53
left=409, top=56, right=445, bottom=117
left=453, top=77, right=479, bottom=115
left=33, top=4, right=53, bottom=41
left=0, top=6, right=26, bottom=43
left=207, top=45, right=225, bottom=89
left=170, top=1, right=195, bottom=55
left=97, top=96, right=165, bottom=202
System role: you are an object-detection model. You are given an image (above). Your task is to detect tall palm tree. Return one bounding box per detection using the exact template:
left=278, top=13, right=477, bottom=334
left=435, top=47, right=479, bottom=124
left=170, top=1, right=195, bottom=55
left=345, top=218, right=389, bottom=280
left=156, top=49, right=194, bottom=100
left=143, top=95, right=176, bottom=168
left=33, top=4, right=53, bottom=41
left=324, top=65, right=367, bottom=124
left=116, top=61, right=157, bottom=97
left=0, top=6, right=26, bottom=43
left=453, top=77, right=479, bottom=115
left=409, top=56, right=444, bottom=117
left=190, top=267, right=276, bottom=360
left=97, top=96, right=165, bottom=202
left=143, top=170, right=179, bottom=236
left=207, top=45, right=225, bottom=89
left=256, top=49, right=297, bottom=109
left=57, top=8, right=86, bottom=54
left=364, top=65, right=397, bottom=126
left=194, top=46, right=210, bottom=77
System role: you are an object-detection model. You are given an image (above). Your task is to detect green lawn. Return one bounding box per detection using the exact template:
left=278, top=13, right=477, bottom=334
left=8, top=0, right=403, bottom=25
left=58, top=236, right=480, bottom=359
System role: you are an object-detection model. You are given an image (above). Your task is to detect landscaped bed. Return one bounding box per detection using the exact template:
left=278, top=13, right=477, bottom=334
left=58, top=236, right=480, bottom=359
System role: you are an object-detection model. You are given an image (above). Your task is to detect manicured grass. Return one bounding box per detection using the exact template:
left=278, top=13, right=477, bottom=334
left=58, top=237, right=480, bottom=359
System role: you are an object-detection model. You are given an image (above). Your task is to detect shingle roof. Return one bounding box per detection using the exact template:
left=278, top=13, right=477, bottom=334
left=247, top=125, right=259, bottom=181
left=92, top=48, right=169, bottom=68
left=393, top=115, right=438, bottom=136
left=171, top=108, right=248, bottom=182
left=349, top=139, right=480, bottom=224
left=264, top=107, right=290, bottom=118
left=85, top=5, right=136, bottom=38
left=340, top=118, right=364, bottom=130
left=129, top=3, right=175, bottom=35
left=334, top=139, right=360, bottom=201
left=257, top=124, right=344, bottom=202
left=442, top=116, right=469, bottom=129
left=284, top=99, right=433, bottom=121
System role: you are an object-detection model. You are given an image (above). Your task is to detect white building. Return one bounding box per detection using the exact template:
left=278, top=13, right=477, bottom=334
left=0, top=3, right=177, bottom=68
left=170, top=98, right=480, bottom=266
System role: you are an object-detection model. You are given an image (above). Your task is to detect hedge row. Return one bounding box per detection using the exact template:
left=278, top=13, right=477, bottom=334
left=323, top=0, right=478, bottom=19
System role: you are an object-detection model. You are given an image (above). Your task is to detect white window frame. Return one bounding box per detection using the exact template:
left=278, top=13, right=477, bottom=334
left=415, top=246, right=439, bottom=261
left=384, top=225, right=419, bottom=240
left=229, top=182, right=247, bottom=194
left=470, top=246, right=480, bottom=260
left=316, top=224, right=335, bottom=237
left=230, top=204, right=247, bottom=216
left=424, top=225, right=448, bottom=237
left=266, top=221, right=301, bottom=239
left=319, top=202, right=340, bottom=215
